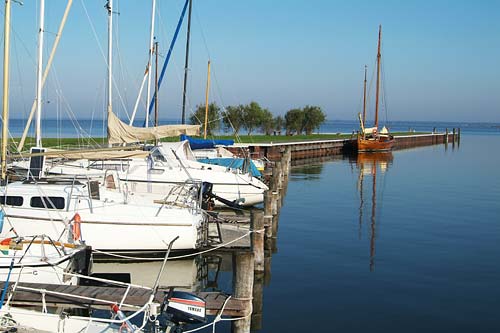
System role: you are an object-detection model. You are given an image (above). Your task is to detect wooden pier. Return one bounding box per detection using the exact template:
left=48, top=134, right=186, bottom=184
left=229, top=131, right=460, bottom=162
left=0, top=282, right=248, bottom=317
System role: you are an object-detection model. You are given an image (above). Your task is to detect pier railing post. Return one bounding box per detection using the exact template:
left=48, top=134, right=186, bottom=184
left=232, top=251, right=254, bottom=333
left=251, top=210, right=265, bottom=272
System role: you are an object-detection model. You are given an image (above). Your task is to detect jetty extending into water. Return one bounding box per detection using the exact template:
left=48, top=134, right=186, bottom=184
left=230, top=130, right=460, bottom=162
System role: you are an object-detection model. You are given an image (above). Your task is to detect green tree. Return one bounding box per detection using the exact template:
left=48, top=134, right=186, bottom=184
left=285, top=108, right=305, bottom=135
left=302, top=105, right=326, bottom=134
left=259, top=108, right=274, bottom=135
left=222, top=105, right=245, bottom=136
left=242, top=101, right=264, bottom=135
left=273, top=115, right=285, bottom=135
left=189, top=102, right=221, bottom=136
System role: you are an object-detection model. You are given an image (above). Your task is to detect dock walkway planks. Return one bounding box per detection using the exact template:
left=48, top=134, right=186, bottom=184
left=0, top=282, right=249, bottom=317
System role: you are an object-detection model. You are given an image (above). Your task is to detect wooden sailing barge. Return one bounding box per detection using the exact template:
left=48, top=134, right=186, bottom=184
left=357, top=25, right=394, bottom=152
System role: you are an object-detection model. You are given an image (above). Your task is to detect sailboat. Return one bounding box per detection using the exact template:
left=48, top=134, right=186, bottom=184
left=11, top=1, right=268, bottom=208
left=1, top=1, right=207, bottom=253
left=356, top=25, right=394, bottom=152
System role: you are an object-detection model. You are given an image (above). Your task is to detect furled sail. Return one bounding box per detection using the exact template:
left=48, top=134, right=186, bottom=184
left=107, top=111, right=200, bottom=144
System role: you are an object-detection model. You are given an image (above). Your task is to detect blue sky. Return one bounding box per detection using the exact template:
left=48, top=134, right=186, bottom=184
left=2, top=0, right=500, bottom=123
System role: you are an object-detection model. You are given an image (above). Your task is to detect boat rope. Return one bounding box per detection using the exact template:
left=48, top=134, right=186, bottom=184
left=91, top=227, right=265, bottom=261
left=0, top=315, right=17, bottom=331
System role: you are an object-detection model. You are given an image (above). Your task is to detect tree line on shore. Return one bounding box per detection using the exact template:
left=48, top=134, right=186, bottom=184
left=189, top=101, right=326, bottom=136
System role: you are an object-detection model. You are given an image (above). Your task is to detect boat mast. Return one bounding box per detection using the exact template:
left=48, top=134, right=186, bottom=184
left=145, top=0, right=156, bottom=128
left=17, top=0, right=73, bottom=152
left=181, top=0, right=193, bottom=125
left=1, top=0, right=12, bottom=181
left=203, top=60, right=211, bottom=139
left=106, top=0, right=113, bottom=136
left=35, top=0, right=46, bottom=148
left=362, top=65, right=367, bottom=126
left=374, top=25, right=382, bottom=130
left=154, top=42, right=159, bottom=128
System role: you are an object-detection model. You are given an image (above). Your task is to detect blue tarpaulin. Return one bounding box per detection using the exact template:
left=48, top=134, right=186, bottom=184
left=197, top=158, right=262, bottom=177
left=180, top=134, right=234, bottom=149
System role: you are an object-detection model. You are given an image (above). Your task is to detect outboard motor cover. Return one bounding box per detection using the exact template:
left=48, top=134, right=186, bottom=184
left=163, top=290, right=206, bottom=324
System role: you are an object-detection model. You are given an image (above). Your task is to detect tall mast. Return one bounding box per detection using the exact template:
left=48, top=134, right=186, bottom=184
left=1, top=0, right=12, bottom=181
left=203, top=60, right=211, bottom=139
left=181, top=0, right=193, bottom=125
left=362, top=65, right=367, bottom=125
left=374, top=25, right=382, bottom=129
left=154, top=42, right=159, bottom=128
left=17, top=0, right=73, bottom=152
left=35, top=0, right=46, bottom=147
left=106, top=0, right=113, bottom=125
left=145, top=0, right=156, bottom=128
left=154, top=41, right=159, bottom=145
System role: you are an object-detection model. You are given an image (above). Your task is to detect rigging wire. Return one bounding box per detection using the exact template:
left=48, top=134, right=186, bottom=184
left=79, top=0, right=130, bottom=122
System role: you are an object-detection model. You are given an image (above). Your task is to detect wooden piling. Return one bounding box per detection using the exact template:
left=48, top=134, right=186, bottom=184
left=263, top=191, right=273, bottom=239
left=445, top=128, right=449, bottom=144
left=251, top=210, right=265, bottom=272
left=251, top=272, right=264, bottom=331
left=232, top=251, right=255, bottom=333
left=264, top=248, right=272, bottom=285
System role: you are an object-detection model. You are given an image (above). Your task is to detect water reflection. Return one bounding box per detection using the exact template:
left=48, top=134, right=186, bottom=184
left=92, top=254, right=226, bottom=292
left=351, top=152, right=393, bottom=271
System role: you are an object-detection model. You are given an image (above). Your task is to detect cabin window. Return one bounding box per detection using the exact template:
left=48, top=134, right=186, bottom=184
left=30, top=196, right=65, bottom=210
left=0, top=196, right=24, bottom=206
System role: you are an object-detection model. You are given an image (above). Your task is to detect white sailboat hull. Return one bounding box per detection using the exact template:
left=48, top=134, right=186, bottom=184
left=2, top=207, right=204, bottom=252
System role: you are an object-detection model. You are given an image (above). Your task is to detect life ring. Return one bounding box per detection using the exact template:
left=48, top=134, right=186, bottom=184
left=71, top=213, right=81, bottom=241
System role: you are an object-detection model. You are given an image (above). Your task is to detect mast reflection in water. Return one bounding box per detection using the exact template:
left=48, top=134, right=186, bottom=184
left=353, top=152, right=393, bottom=271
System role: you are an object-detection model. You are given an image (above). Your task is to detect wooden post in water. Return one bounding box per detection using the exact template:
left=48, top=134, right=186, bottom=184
left=232, top=251, right=254, bottom=333
left=251, top=272, right=264, bottom=331
left=271, top=191, right=280, bottom=238
left=251, top=210, right=265, bottom=272
left=263, top=191, right=273, bottom=239
left=445, top=128, right=449, bottom=144
left=458, top=128, right=461, bottom=146
left=264, top=246, right=272, bottom=285
left=452, top=128, right=456, bottom=147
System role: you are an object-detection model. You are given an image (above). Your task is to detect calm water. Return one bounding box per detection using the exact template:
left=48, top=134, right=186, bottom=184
left=260, top=133, right=500, bottom=332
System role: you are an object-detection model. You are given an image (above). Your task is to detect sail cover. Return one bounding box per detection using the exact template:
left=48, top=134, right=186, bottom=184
left=107, top=111, right=200, bottom=144
left=180, top=134, right=234, bottom=149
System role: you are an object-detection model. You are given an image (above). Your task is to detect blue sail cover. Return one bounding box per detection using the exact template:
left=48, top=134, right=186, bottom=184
left=180, top=134, right=234, bottom=149
left=197, top=157, right=262, bottom=178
